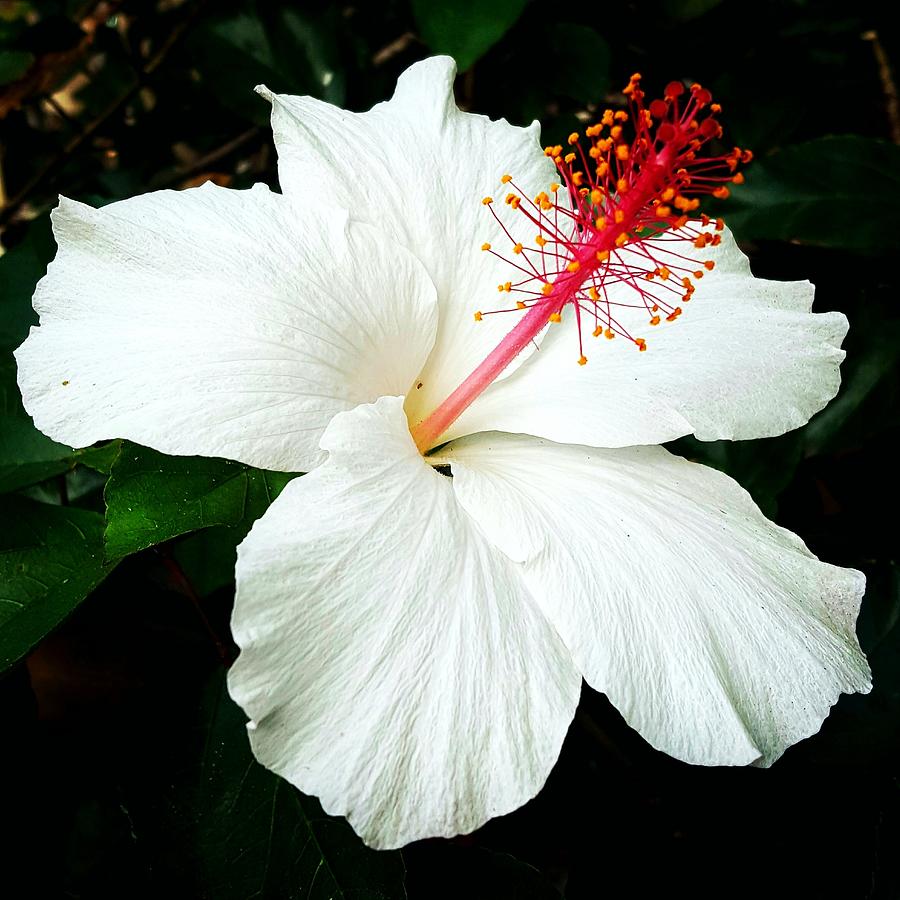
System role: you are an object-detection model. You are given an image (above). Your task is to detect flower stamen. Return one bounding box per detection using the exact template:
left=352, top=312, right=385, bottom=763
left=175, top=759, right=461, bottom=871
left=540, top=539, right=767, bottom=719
left=412, top=74, right=749, bottom=453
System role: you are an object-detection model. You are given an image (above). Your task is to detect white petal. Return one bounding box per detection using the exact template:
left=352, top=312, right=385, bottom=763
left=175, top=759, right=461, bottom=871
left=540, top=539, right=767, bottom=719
left=15, top=184, right=437, bottom=471
left=258, top=57, right=557, bottom=424
left=445, top=225, right=848, bottom=447
left=444, top=432, right=871, bottom=766
left=228, top=396, right=580, bottom=849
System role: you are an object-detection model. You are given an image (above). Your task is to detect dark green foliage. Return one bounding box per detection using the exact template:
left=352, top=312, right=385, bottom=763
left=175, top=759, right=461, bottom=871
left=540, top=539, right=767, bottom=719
left=1, top=0, right=898, bottom=896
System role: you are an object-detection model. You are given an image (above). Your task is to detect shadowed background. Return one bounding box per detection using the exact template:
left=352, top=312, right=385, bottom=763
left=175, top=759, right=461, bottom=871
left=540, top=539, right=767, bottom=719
left=1, top=1, right=898, bottom=898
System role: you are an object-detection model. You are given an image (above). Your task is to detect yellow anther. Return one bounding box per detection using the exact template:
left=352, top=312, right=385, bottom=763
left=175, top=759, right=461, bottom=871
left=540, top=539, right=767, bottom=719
left=501, top=173, right=513, bottom=183
left=567, top=261, right=581, bottom=273
left=614, top=210, right=625, bottom=223
left=503, top=281, right=512, bottom=292
left=596, top=162, right=609, bottom=178
left=564, top=152, right=577, bottom=164
left=661, top=187, right=675, bottom=201
left=596, top=250, right=610, bottom=262
left=666, top=307, right=683, bottom=321
left=610, top=125, right=623, bottom=139
left=650, top=315, right=661, bottom=325
left=590, top=188, right=603, bottom=204
left=601, top=109, right=614, bottom=126
left=578, top=355, right=588, bottom=366
left=550, top=182, right=560, bottom=193
left=572, top=172, right=585, bottom=186
left=604, top=328, right=615, bottom=340
left=658, top=266, right=670, bottom=281
left=482, top=196, right=493, bottom=205
left=615, top=232, right=628, bottom=247
left=541, top=200, right=552, bottom=210
left=535, top=235, right=547, bottom=247
left=474, top=311, right=483, bottom=321
left=616, top=145, right=630, bottom=161
left=616, top=178, right=629, bottom=193
left=516, top=300, right=527, bottom=309
left=715, top=217, right=725, bottom=231
left=541, top=283, right=553, bottom=296
left=588, top=287, right=599, bottom=301
left=513, top=242, right=524, bottom=254
left=712, top=186, right=730, bottom=199
left=594, top=216, right=607, bottom=230
left=635, top=338, right=647, bottom=351
left=568, top=132, right=580, bottom=145
left=549, top=312, right=562, bottom=323
left=592, top=326, right=603, bottom=337
left=481, top=242, right=491, bottom=251
left=732, top=172, right=744, bottom=184
left=656, top=205, right=672, bottom=217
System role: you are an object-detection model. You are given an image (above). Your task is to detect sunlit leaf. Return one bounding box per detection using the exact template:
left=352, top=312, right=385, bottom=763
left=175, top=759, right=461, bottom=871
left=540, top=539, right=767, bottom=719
left=104, top=443, right=297, bottom=560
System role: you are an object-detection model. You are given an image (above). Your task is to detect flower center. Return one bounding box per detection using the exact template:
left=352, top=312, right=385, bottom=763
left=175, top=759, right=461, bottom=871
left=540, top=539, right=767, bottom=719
left=411, top=73, right=750, bottom=454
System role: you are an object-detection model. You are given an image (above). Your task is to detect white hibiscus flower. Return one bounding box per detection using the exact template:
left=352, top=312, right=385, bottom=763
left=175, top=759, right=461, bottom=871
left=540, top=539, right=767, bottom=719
left=15, top=57, right=871, bottom=850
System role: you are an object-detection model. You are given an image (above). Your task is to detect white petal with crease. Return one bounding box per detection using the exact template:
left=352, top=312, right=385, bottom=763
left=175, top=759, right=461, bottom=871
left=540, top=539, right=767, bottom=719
left=258, top=56, right=556, bottom=425
left=444, top=226, right=848, bottom=447
left=228, top=397, right=580, bottom=849
left=15, top=183, right=437, bottom=471
left=445, top=432, right=871, bottom=766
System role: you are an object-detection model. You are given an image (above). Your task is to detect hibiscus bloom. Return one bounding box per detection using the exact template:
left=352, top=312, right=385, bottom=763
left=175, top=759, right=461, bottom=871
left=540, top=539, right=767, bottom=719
left=16, top=57, right=870, bottom=849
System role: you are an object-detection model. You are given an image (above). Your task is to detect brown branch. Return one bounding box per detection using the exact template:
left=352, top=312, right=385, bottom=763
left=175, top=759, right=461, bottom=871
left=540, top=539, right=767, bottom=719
left=160, top=551, right=232, bottom=666
left=863, top=29, right=900, bottom=145
left=149, top=127, right=262, bottom=191
left=0, top=0, right=211, bottom=227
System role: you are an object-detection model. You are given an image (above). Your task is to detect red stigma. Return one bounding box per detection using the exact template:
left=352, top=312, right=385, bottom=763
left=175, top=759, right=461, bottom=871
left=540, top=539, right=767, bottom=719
left=478, top=73, right=749, bottom=360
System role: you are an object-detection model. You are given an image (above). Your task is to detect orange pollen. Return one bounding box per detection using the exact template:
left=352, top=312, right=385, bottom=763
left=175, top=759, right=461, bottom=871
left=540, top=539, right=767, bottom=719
left=409, top=75, right=749, bottom=454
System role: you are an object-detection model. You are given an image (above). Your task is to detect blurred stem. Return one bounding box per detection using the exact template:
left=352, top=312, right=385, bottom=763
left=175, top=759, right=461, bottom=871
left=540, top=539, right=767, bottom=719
left=0, top=0, right=212, bottom=227
left=151, top=127, right=262, bottom=190
left=159, top=549, right=232, bottom=667
left=863, top=30, right=900, bottom=145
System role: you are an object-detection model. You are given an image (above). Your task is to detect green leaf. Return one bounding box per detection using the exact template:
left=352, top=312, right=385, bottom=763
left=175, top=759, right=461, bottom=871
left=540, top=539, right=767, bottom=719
left=0, top=48, right=33, bottom=85
left=804, top=297, right=900, bottom=454
left=122, top=671, right=407, bottom=899
left=721, top=136, right=900, bottom=254
left=0, top=356, right=119, bottom=493
left=670, top=432, right=803, bottom=518
left=544, top=23, right=610, bottom=104
left=411, top=0, right=530, bottom=71
left=104, top=443, right=297, bottom=560
left=0, top=214, right=53, bottom=351
left=0, top=496, right=114, bottom=671
left=661, top=0, right=724, bottom=21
